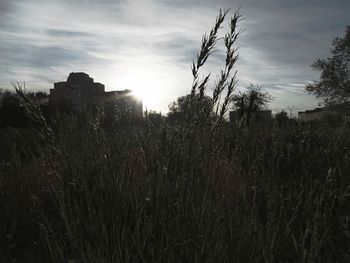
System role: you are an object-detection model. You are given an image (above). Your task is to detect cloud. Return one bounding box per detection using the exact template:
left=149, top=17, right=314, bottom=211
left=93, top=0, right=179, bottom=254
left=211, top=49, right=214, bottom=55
left=44, top=29, right=94, bottom=38
left=0, top=0, right=348, bottom=112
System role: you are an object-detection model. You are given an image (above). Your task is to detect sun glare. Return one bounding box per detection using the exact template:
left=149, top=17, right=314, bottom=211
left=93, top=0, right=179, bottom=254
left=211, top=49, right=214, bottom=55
left=131, top=88, right=153, bottom=107
left=116, top=67, right=163, bottom=110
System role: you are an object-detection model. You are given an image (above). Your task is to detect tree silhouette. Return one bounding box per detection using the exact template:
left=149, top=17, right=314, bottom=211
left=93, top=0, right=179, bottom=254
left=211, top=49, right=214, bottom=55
left=275, top=110, right=289, bottom=128
left=168, top=94, right=213, bottom=123
left=306, top=26, right=350, bottom=105
left=231, top=84, right=272, bottom=126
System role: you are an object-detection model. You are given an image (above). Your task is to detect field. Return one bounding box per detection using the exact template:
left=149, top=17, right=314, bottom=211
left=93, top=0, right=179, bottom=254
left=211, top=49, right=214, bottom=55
left=0, top=95, right=349, bottom=262
left=1, top=10, right=350, bottom=263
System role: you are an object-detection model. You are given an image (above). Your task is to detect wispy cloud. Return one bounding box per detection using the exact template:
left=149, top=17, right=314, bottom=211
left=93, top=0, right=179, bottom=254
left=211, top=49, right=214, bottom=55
left=0, top=0, right=348, bottom=112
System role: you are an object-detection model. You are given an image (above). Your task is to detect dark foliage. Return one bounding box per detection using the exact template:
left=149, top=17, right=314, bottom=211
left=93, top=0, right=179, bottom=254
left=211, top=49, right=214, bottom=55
left=274, top=110, right=289, bottom=127
left=231, top=84, right=273, bottom=126
left=168, top=94, right=213, bottom=123
left=1, top=10, right=350, bottom=263
left=0, top=91, right=31, bottom=128
left=306, top=26, right=350, bottom=105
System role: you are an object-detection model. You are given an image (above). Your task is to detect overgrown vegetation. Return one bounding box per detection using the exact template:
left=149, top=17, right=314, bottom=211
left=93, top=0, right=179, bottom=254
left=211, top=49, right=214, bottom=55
left=1, top=9, right=350, bottom=263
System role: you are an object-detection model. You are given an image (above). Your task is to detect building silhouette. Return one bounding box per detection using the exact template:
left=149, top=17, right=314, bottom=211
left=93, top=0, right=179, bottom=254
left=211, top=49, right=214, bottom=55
left=298, top=103, right=349, bottom=122
left=49, top=72, right=142, bottom=117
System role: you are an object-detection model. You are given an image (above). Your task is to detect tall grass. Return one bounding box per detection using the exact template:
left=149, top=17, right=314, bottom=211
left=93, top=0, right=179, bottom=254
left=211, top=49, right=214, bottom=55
left=1, top=9, right=350, bottom=263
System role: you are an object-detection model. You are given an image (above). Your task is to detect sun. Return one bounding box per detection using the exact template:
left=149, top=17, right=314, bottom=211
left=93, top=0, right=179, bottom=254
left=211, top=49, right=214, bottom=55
left=109, top=63, right=166, bottom=111
left=126, top=70, right=163, bottom=110
left=131, top=87, right=154, bottom=108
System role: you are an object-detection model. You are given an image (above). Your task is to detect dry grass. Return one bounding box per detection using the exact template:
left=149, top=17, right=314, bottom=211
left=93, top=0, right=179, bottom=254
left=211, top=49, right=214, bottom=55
left=0, top=9, right=350, bottom=263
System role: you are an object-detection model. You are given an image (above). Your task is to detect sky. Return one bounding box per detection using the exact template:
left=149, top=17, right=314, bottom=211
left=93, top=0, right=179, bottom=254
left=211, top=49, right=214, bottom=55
left=0, top=0, right=349, bottom=114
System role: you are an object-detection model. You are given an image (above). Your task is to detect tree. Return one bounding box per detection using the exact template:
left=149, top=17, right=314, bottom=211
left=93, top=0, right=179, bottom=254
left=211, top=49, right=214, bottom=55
left=146, top=110, right=163, bottom=126
left=274, top=110, right=289, bottom=128
left=306, top=26, right=350, bottom=105
left=231, top=84, right=272, bottom=126
left=167, top=94, right=213, bottom=122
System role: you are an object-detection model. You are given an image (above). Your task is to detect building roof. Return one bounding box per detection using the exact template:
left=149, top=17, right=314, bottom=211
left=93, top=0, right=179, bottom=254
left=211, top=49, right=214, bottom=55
left=299, top=102, right=350, bottom=114
left=67, top=72, right=93, bottom=83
